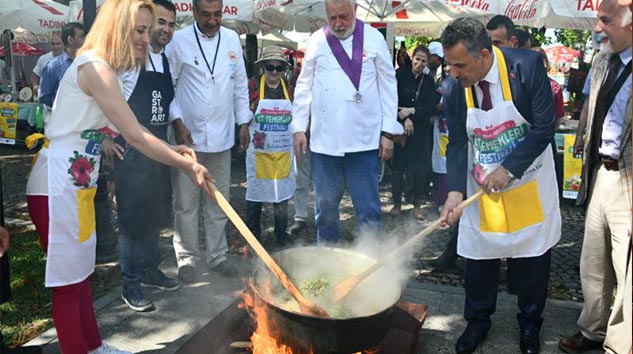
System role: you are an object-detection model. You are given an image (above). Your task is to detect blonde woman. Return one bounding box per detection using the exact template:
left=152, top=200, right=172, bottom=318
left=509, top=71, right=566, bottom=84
left=25, top=1, right=213, bottom=353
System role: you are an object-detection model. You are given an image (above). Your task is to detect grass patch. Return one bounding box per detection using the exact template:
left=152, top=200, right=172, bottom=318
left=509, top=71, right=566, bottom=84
left=550, top=284, right=572, bottom=301
left=0, top=230, right=119, bottom=347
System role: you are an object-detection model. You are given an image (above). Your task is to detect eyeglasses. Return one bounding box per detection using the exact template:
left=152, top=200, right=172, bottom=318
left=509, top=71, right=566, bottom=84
left=265, top=64, right=286, bottom=72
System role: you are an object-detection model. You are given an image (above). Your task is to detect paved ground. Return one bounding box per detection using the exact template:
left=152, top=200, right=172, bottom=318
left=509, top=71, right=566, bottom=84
left=0, top=144, right=593, bottom=353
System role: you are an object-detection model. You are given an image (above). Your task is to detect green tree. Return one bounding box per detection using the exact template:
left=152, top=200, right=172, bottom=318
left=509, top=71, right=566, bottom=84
left=404, top=36, right=436, bottom=51
left=554, top=29, right=592, bottom=49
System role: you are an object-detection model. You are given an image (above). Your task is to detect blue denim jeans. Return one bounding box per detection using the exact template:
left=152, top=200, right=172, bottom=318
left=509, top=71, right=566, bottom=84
left=311, top=150, right=381, bottom=244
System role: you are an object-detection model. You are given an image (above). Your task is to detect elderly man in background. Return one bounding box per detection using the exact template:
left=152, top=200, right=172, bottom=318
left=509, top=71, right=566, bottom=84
left=440, top=17, right=560, bottom=354
left=291, top=0, right=400, bottom=243
left=166, top=0, right=251, bottom=283
left=559, top=1, right=632, bottom=353
left=31, top=34, right=63, bottom=97
left=485, top=15, right=517, bottom=48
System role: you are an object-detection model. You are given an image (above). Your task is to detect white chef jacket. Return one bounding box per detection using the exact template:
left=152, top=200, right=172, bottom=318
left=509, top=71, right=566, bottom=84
left=290, top=22, right=401, bottom=157
left=166, top=25, right=251, bottom=153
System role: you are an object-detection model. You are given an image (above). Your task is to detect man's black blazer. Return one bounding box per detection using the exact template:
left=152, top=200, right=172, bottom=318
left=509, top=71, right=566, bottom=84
left=442, top=47, right=556, bottom=195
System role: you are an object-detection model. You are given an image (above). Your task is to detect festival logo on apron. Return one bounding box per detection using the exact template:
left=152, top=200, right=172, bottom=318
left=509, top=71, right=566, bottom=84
left=246, top=76, right=295, bottom=203
left=458, top=46, right=561, bottom=259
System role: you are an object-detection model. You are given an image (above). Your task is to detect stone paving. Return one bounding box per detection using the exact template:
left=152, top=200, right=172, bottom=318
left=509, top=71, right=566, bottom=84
left=0, top=144, right=586, bottom=303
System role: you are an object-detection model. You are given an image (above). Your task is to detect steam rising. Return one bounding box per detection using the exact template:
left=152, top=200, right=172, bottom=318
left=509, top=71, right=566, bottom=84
left=252, top=218, right=434, bottom=319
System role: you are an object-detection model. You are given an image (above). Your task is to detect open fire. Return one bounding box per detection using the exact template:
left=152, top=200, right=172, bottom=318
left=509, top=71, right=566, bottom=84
left=240, top=291, right=381, bottom=354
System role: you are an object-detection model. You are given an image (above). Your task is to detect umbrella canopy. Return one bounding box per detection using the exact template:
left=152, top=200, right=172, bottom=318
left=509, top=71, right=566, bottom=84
left=0, top=0, right=68, bottom=34
left=68, top=0, right=261, bottom=35
left=0, top=41, right=45, bottom=56
left=444, top=0, right=597, bottom=30
left=545, top=45, right=580, bottom=64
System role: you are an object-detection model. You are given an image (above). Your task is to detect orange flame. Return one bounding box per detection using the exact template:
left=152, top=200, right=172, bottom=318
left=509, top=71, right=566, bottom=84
left=240, top=286, right=373, bottom=354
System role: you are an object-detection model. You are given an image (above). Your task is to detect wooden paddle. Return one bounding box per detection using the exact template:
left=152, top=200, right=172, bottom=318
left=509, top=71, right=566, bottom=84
left=192, top=158, right=329, bottom=318
left=332, top=189, right=485, bottom=304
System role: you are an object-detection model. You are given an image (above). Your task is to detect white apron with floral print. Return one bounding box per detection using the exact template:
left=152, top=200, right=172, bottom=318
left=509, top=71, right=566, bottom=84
left=459, top=47, right=561, bottom=260
left=27, top=52, right=120, bottom=287
left=245, top=76, right=295, bottom=203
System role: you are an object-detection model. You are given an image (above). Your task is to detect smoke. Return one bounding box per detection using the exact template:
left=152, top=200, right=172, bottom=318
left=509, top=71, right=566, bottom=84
left=253, top=216, right=435, bottom=319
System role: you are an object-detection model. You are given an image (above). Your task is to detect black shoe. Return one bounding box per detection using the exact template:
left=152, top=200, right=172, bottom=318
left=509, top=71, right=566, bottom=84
left=211, top=261, right=238, bottom=277
left=520, top=329, right=540, bottom=354
left=178, top=265, right=195, bottom=284
left=142, top=269, right=182, bottom=291
left=288, top=221, right=306, bottom=234
left=429, top=251, right=458, bottom=271
left=121, top=283, right=154, bottom=312
left=2, top=345, right=43, bottom=354
left=455, top=327, right=487, bottom=354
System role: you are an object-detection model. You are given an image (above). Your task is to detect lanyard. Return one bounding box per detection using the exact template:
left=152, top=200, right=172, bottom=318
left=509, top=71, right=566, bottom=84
left=193, top=24, right=221, bottom=84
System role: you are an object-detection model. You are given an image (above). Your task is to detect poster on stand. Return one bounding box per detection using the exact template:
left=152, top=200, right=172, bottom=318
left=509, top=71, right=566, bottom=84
left=562, top=134, right=582, bottom=199
left=0, top=102, right=18, bottom=145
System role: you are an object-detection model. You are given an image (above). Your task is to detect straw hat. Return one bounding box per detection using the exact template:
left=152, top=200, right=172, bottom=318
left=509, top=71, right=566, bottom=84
left=255, top=45, right=290, bottom=65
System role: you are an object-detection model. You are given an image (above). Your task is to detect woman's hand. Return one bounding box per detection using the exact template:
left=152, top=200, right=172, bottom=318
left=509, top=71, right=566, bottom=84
left=102, top=138, right=124, bottom=163
left=403, top=118, right=414, bottom=136
left=398, top=107, right=414, bottom=120
left=186, top=161, right=215, bottom=198
left=172, top=145, right=197, bottom=162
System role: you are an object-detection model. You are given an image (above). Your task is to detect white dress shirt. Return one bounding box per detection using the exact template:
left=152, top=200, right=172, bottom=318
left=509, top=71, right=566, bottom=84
left=599, top=45, right=632, bottom=159
left=474, top=50, right=504, bottom=108
left=166, top=25, right=251, bottom=153
left=290, top=22, right=400, bottom=157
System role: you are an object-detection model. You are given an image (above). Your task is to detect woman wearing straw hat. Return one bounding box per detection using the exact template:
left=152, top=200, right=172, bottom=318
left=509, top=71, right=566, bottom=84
left=245, top=45, right=295, bottom=246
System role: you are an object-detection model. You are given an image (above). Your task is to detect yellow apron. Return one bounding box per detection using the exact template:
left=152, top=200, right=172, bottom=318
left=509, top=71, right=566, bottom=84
left=245, top=76, right=295, bottom=203
left=459, top=47, right=561, bottom=260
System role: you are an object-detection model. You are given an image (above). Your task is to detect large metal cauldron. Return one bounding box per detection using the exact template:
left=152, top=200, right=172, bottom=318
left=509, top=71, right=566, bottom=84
left=249, top=246, right=402, bottom=354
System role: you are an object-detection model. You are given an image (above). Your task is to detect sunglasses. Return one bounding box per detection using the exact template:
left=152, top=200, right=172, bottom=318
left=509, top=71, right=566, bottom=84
left=265, top=64, right=286, bottom=72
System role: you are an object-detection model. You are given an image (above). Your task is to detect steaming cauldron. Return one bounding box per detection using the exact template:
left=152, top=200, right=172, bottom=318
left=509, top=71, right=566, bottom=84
left=249, top=246, right=402, bottom=353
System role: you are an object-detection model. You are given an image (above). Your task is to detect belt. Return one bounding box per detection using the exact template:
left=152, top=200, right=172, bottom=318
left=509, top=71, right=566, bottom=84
left=601, top=156, right=619, bottom=171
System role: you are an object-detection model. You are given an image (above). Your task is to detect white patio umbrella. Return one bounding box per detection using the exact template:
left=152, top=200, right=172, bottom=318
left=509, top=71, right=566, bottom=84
left=441, top=0, right=597, bottom=30
left=0, top=0, right=69, bottom=43
left=68, top=0, right=261, bottom=35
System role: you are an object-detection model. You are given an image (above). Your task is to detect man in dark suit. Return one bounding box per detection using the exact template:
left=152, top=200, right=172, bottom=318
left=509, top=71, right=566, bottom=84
left=439, top=18, right=560, bottom=354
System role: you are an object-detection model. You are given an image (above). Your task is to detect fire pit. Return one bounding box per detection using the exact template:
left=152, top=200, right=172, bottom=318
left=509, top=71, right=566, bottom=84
left=175, top=297, right=428, bottom=354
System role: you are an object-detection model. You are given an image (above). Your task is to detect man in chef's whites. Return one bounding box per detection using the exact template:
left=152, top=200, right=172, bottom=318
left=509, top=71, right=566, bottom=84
left=439, top=18, right=560, bottom=354
left=559, top=1, right=632, bottom=353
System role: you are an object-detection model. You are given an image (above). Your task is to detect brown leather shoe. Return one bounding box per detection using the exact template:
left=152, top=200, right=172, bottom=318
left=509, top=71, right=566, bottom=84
left=413, top=207, right=425, bottom=220
left=388, top=205, right=401, bottom=217
left=559, top=331, right=603, bottom=354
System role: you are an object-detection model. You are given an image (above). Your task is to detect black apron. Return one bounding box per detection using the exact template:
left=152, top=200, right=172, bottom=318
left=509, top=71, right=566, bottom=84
left=114, top=54, right=175, bottom=230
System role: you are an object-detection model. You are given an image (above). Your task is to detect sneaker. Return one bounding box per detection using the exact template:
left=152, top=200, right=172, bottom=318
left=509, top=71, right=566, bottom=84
left=89, top=343, right=132, bottom=354
left=211, top=260, right=238, bottom=277
left=178, top=265, right=195, bottom=284
left=121, top=283, right=154, bottom=312
left=141, top=269, right=182, bottom=291
left=288, top=221, right=306, bottom=234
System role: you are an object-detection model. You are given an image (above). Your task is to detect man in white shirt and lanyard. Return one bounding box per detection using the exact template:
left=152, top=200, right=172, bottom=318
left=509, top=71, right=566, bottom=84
left=31, top=34, right=63, bottom=97
left=440, top=18, right=560, bottom=354
left=166, top=0, right=251, bottom=282
left=559, top=1, right=632, bottom=353
left=291, top=0, right=400, bottom=244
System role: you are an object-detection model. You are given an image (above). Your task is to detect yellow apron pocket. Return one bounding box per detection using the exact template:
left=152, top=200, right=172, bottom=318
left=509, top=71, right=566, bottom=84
left=77, top=187, right=97, bottom=243
left=480, top=180, right=544, bottom=233
left=255, top=151, right=291, bottom=180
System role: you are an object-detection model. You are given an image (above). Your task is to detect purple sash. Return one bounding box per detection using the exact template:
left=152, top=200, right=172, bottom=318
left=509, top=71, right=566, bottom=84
left=323, top=19, right=364, bottom=92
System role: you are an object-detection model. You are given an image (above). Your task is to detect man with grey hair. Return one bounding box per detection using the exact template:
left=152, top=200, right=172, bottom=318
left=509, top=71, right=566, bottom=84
left=166, top=0, right=251, bottom=282
left=291, top=0, right=401, bottom=243
left=439, top=17, right=559, bottom=354
left=559, top=0, right=632, bottom=353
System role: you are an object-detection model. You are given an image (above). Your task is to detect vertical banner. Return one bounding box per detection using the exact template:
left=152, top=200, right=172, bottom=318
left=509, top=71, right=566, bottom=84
left=0, top=102, right=18, bottom=145
left=562, top=134, right=582, bottom=199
